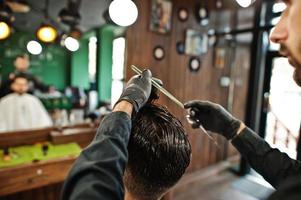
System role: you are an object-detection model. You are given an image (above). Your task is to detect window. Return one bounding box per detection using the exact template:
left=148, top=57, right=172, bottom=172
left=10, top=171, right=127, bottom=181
left=264, top=57, right=301, bottom=158
left=88, top=36, right=98, bottom=111
left=88, top=36, right=97, bottom=83
left=111, top=37, right=126, bottom=106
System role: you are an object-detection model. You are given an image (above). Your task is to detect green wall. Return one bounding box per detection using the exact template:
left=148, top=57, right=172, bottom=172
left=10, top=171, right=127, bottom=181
left=97, top=25, right=125, bottom=102
left=0, top=31, right=70, bottom=90
left=70, top=38, right=89, bottom=90
left=0, top=26, right=125, bottom=102
left=70, top=30, right=99, bottom=90
left=97, top=25, right=114, bottom=102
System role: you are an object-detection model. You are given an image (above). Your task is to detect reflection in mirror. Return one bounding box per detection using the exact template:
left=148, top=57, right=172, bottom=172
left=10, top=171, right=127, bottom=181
left=0, top=1, right=126, bottom=134
left=0, top=1, right=129, bottom=198
left=0, top=74, right=53, bottom=133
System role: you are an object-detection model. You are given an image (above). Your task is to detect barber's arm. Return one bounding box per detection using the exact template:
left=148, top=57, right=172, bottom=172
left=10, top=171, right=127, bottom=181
left=32, top=75, right=51, bottom=93
left=184, top=100, right=301, bottom=188
left=61, top=70, right=152, bottom=200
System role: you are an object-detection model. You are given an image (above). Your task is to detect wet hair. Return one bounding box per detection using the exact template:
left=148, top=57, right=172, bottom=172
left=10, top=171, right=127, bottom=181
left=124, top=103, right=191, bottom=200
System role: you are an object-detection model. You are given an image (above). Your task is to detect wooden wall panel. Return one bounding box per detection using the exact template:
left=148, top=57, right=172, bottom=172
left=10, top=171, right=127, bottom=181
left=126, top=0, right=252, bottom=173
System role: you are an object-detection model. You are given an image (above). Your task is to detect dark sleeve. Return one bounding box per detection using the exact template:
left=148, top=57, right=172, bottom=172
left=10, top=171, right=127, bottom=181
left=231, top=127, right=301, bottom=188
left=0, top=79, right=12, bottom=98
left=31, top=76, right=50, bottom=92
left=267, top=173, right=301, bottom=200
left=61, top=111, right=131, bottom=200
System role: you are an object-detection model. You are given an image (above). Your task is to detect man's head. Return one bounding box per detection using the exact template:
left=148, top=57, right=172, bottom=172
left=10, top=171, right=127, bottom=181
left=10, top=74, right=29, bottom=95
left=124, top=103, right=191, bottom=200
left=270, top=0, right=301, bottom=86
left=14, top=54, right=30, bottom=72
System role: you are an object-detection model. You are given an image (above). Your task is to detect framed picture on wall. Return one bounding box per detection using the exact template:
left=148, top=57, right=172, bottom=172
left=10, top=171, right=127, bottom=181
left=177, top=7, right=189, bottom=22
left=185, top=29, right=207, bottom=56
left=213, top=47, right=227, bottom=69
left=188, top=57, right=201, bottom=73
left=176, top=41, right=185, bottom=55
left=213, top=38, right=228, bottom=69
left=153, top=45, right=165, bottom=60
left=150, top=0, right=173, bottom=34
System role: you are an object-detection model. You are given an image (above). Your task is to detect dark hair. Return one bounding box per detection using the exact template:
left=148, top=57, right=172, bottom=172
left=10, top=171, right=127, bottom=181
left=11, top=73, right=29, bottom=83
left=15, top=54, right=29, bottom=60
left=125, top=103, right=191, bottom=199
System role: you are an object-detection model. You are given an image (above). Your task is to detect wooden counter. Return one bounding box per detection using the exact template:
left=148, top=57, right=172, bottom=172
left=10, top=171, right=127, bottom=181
left=0, top=125, right=97, bottom=200
left=0, top=157, right=76, bottom=197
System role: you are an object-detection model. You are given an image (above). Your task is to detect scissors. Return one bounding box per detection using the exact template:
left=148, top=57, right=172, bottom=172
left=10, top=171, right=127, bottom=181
left=131, top=65, right=219, bottom=147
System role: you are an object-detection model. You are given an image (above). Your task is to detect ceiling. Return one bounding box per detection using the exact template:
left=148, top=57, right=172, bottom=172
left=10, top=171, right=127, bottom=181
left=11, top=0, right=111, bottom=33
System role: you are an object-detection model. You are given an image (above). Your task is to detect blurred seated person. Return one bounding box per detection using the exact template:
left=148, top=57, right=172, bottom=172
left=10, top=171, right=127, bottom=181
left=64, top=86, right=87, bottom=108
left=86, top=101, right=111, bottom=123
left=0, top=74, right=53, bottom=132
left=0, top=54, right=52, bottom=97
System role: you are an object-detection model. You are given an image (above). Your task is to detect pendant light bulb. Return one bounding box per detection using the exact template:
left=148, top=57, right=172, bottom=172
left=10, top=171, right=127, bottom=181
left=236, top=0, right=255, bottom=8
left=36, top=24, right=58, bottom=43
left=0, top=21, right=12, bottom=40
left=109, top=0, right=138, bottom=27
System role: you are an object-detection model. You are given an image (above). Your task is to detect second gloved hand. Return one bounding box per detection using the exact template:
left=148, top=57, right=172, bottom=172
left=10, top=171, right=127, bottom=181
left=115, top=69, right=152, bottom=113
left=184, top=100, right=241, bottom=140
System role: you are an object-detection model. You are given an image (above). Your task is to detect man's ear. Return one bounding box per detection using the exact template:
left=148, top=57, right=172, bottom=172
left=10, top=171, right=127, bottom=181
left=123, top=169, right=138, bottom=196
left=10, top=83, right=14, bottom=90
left=123, top=169, right=130, bottom=188
left=9, top=73, right=15, bottom=80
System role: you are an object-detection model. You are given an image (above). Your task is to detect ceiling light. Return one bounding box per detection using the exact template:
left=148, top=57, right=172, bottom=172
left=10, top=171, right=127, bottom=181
left=0, top=3, right=15, bottom=22
left=36, top=24, right=58, bottom=43
left=273, top=2, right=286, bottom=13
left=6, top=0, right=30, bottom=13
left=69, top=27, right=82, bottom=39
left=236, top=0, right=255, bottom=8
left=0, top=3, right=13, bottom=40
left=109, top=0, right=138, bottom=27
left=58, top=7, right=80, bottom=26
left=27, top=40, right=42, bottom=55
left=0, top=21, right=11, bottom=40
left=64, top=36, right=79, bottom=52
left=58, top=0, right=81, bottom=26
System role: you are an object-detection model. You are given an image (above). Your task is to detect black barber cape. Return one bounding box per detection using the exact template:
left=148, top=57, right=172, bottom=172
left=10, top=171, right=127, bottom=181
left=232, top=127, right=301, bottom=199
left=61, top=112, right=131, bottom=200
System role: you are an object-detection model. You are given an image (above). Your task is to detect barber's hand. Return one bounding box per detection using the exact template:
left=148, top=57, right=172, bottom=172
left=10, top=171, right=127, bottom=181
left=115, top=69, right=152, bottom=113
left=184, top=100, right=241, bottom=140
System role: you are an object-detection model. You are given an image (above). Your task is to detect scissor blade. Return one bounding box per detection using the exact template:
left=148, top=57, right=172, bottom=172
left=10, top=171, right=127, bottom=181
left=131, top=65, right=184, bottom=108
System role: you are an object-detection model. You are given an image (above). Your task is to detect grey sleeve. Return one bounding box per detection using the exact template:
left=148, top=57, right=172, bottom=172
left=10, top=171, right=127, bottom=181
left=61, top=111, right=131, bottom=200
left=231, top=127, right=301, bottom=188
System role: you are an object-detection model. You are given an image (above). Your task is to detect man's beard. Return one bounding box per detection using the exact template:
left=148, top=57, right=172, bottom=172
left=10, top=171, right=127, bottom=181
left=278, top=45, right=301, bottom=86
left=279, top=45, right=290, bottom=58
left=293, top=69, right=301, bottom=87
left=280, top=44, right=301, bottom=66
left=16, top=91, right=26, bottom=95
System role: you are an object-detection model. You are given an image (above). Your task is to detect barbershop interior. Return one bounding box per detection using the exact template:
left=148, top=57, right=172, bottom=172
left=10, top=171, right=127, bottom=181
left=0, top=0, right=299, bottom=200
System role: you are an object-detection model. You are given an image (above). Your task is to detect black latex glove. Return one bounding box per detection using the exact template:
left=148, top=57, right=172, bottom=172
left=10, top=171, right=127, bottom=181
left=115, top=69, right=152, bottom=113
left=184, top=100, right=241, bottom=140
